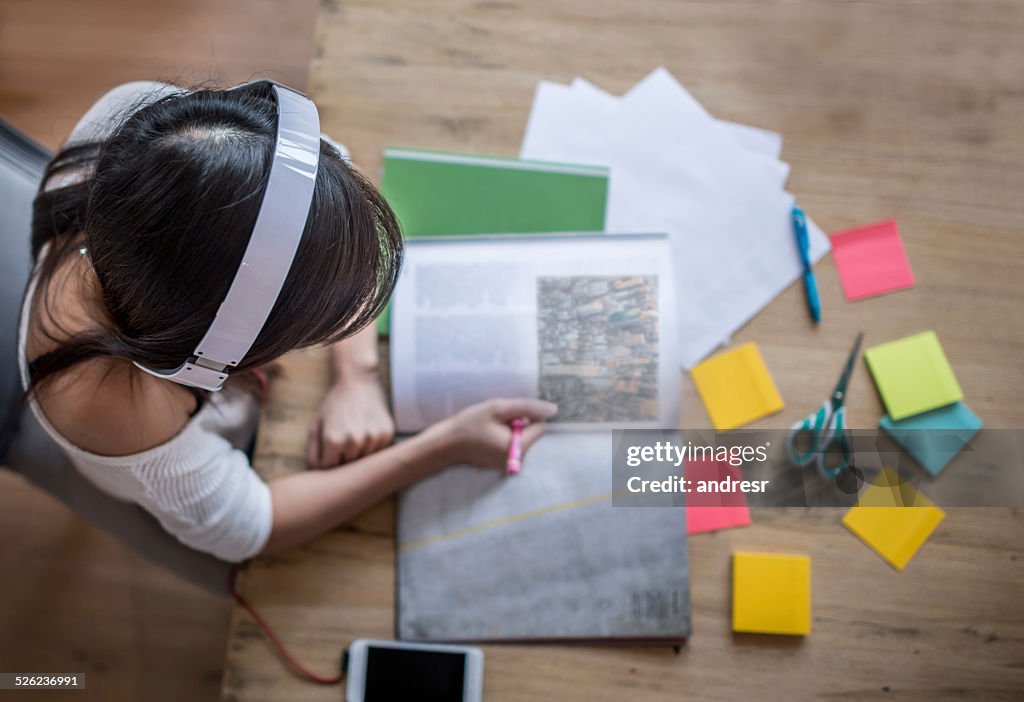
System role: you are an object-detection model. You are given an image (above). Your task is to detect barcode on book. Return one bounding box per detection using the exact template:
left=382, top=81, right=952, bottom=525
left=631, top=589, right=683, bottom=621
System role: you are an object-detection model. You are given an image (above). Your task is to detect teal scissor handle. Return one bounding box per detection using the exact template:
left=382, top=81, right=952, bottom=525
left=787, top=400, right=832, bottom=467
left=786, top=402, right=853, bottom=478
left=815, top=405, right=852, bottom=478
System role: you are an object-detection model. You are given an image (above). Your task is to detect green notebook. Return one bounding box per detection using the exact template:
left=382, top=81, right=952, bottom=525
left=378, top=148, right=610, bottom=331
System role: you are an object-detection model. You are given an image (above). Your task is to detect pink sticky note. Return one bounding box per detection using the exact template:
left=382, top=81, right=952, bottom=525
left=684, top=459, right=752, bottom=535
left=830, top=220, right=915, bottom=301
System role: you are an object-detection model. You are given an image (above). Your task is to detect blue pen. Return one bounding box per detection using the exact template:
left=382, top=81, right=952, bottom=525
left=791, top=205, right=821, bottom=324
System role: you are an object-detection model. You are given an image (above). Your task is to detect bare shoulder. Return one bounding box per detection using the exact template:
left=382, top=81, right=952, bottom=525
left=33, top=358, right=198, bottom=457
left=26, top=243, right=199, bottom=456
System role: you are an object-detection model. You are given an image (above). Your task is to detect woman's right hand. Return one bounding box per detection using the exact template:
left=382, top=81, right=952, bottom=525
left=429, top=398, right=558, bottom=470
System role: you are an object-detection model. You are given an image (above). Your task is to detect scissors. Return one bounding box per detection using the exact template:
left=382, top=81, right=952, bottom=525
left=786, top=332, right=864, bottom=478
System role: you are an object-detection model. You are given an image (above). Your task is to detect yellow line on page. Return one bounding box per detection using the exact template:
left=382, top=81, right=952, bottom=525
left=399, top=491, right=616, bottom=552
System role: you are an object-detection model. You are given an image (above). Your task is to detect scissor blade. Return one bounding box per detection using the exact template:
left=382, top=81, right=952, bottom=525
left=833, top=331, right=865, bottom=400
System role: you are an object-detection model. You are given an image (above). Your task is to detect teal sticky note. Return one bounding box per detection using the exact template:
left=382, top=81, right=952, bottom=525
left=879, top=402, right=983, bottom=476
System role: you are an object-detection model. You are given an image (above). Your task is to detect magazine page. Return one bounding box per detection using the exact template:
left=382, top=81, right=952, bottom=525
left=390, top=233, right=679, bottom=432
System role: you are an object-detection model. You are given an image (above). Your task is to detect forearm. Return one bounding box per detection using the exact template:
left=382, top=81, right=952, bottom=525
left=261, top=425, right=451, bottom=554
left=330, top=323, right=379, bottom=379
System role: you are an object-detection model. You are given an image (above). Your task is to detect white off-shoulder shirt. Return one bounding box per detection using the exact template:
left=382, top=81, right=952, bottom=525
left=18, top=270, right=273, bottom=562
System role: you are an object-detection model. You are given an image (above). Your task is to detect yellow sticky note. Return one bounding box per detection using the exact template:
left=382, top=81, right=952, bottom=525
left=732, top=551, right=811, bottom=636
left=691, top=342, right=784, bottom=430
left=842, top=468, right=945, bottom=571
left=864, top=331, right=963, bottom=421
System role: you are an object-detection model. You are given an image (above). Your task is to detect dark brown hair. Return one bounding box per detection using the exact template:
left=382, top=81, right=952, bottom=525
left=28, top=81, right=402, bottom=393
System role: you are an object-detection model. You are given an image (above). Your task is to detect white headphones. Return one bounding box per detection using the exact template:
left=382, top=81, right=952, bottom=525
left=133, top=81, right=321, bottom=391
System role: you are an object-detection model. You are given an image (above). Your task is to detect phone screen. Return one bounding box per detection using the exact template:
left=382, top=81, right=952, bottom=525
left=364, top=646, right=466, bottom=702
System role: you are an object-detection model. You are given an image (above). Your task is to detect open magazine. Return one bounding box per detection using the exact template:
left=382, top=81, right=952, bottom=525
left=390, top=233, right=679, bottom=432
left=391, top=233, right=690, bottom=644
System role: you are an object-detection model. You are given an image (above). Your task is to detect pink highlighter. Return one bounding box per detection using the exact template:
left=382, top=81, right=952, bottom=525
left=506, top=418, right=526, bottom=476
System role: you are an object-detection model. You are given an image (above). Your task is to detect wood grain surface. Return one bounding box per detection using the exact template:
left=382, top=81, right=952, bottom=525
left=223, top=1, right=1024, bottom=700
left=0, top=0, right=316, bottom=149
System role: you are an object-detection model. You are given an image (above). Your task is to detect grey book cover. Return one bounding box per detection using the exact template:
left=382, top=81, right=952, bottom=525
left=396, top=432, right=691, bottom=643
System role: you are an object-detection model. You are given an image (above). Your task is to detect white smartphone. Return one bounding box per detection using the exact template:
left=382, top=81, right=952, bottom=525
left=345, top=639, right=484, bottom=702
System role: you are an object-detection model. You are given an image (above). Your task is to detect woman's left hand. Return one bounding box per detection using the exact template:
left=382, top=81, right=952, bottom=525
left=306, top=371, right=394, bottom=468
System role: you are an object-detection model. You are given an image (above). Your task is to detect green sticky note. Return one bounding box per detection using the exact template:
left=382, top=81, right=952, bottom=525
left=864, top=331, right=963, bottom=421
left=879, top=401, right=982, bottom=476
left=377, top=148, right=610, bottom=332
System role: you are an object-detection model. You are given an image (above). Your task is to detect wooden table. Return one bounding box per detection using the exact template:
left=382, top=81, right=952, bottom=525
left=222, top=2, right=1024, bottom=699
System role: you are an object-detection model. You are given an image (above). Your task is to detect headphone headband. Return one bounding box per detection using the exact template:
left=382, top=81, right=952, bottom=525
left=134, top=81, right=321, bottom=391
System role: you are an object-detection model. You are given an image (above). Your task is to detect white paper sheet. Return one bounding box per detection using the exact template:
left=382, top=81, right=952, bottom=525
left=520, top=69, right=830, bottom=368
left=568, top=78, right=782, bottom=155
left=718, top=119, right=784, bottom=159
left=569, top=77, right=788, bottom=178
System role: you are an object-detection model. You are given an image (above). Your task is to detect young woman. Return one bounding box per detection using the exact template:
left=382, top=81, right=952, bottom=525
left=21, top=81, right=556, bottom=564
